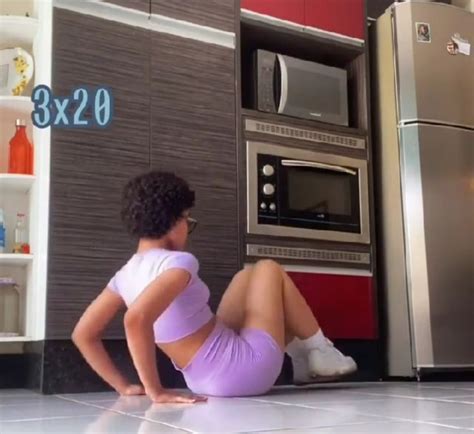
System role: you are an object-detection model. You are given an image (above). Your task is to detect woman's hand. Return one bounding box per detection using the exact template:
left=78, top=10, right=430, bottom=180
left=147, top=388, right=207, bottom=404
left=119, top=384, right=146, bottom=396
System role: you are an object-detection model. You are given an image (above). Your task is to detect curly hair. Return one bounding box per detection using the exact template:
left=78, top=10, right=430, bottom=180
left=121, top=171, right=195, bottom=238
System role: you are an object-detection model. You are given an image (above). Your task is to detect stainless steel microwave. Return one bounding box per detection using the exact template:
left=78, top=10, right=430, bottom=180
left=254, top=50, right=349, bottom=126
left=247, top=141, right=370, bottom=244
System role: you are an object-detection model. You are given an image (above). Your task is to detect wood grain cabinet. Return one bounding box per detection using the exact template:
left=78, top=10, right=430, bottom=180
left=151, top=0, right=237, bottom=32
left=149, top=32, right=239, bottom=310
left=48, top=8, right=151, bottom=338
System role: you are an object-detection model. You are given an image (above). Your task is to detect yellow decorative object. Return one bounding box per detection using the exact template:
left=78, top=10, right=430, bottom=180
left=0, top=48, right=34, bottom=96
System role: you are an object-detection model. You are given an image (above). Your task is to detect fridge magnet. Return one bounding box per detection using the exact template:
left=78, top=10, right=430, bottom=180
left=416, top=22, right=431, bottom=43
left=447, top=33, right=470, bottom=56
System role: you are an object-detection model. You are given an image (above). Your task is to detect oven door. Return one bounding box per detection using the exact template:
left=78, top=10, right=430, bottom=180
left=279, top=159, right=361, bottom=233
left=247, top=141, right=370, bottom=244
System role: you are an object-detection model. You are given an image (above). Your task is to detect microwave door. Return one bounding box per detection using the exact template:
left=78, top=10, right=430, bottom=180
left=276, top=54, right=349, bottom=126
left=281, top=160, right=357, bottom=176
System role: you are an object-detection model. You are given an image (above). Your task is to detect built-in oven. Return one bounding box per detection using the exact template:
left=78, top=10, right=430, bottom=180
left=247, top=141, right=370, bottom=244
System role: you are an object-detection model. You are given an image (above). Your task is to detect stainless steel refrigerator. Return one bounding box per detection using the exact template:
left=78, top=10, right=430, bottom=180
left=372, top=1, right=474, bottom=377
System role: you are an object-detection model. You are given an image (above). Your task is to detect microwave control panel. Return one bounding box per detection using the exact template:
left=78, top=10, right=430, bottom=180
left=256, top=51, right=277, bottom=113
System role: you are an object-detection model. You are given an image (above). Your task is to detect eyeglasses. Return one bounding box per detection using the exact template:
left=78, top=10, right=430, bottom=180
left=186, top=217, right=198, bottom=235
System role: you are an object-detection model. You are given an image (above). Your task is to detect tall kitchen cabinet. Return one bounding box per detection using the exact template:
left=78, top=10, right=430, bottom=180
left=149, top=32, right=239, bottom=311
left=2, top=0, right=239, bottom=393
left=239, top=0, right=381, bottom=381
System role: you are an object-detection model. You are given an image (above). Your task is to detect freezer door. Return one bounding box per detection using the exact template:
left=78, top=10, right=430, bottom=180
left=394, top=3, right=474, bottom=127
left=400, top=124, right=474, bottom=367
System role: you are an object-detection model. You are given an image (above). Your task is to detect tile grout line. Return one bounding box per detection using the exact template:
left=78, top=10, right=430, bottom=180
left=0, top=413, right=111, bottom=424
left=327, top=390, right=474, bottom=402
left=242, top=396, right=418, bottom=424
left=419, top=419, right=474, bottom=431
left=55, top=395, right=192, bottom=433
left=245, top=396, right=464, bottom=426
left=237, top=420, right=405, bottom=434
left=431, top=415, right=474, bottom=420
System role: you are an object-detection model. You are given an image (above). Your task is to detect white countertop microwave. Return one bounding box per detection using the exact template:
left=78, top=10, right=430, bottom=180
left=253, top=50, right=349, bottom=126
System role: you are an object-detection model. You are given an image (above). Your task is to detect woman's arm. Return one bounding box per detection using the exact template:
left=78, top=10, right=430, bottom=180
left=124, top=268, right=201, bottom=402
left=72, top=289, right=138, bottom=395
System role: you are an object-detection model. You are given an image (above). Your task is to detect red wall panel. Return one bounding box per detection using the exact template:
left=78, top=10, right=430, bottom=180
left=241, top=0, right=305, bottom=25
left=305, top=0, right=366, bottom=39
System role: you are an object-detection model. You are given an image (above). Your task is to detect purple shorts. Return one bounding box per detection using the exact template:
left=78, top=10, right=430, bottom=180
left=175, top=321, right=284, bottom=397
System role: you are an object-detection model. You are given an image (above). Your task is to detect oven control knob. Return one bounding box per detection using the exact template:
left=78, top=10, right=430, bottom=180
left=262, top=183, right=275, bottom=196
left=269, top=203, right=277, bottom=212
left=260, top=202, right=267, bottom=210
left=262, top=164, right=275, bottom=177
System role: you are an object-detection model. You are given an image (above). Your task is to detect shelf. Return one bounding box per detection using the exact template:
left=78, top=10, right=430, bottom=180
left=0, top=15, right=39, bottom=49
left=0, top=174, right=35, bottom=194
left=0, top=254, right=33, bottom=266
left=241, top=109, right=367, bottom=138
left=0, top=335, right=32, bottom=342
left=0, top=95, right=33, bottom=116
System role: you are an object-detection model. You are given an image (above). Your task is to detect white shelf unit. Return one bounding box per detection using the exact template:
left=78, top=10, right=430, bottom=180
left=0, top=254, right=34, bottom=266
left=0, top=335, right=32, bottom=342
left=0, top=15, right=39, bottom=48
left=0, top=0, right=52, bottom=344
left=0, top=174, right=35, bottom=194
left=0, top=96, right=34, bottom=114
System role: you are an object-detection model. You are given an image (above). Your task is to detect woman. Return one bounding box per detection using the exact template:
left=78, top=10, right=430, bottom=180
left=73, top=171, right=357, bottom=403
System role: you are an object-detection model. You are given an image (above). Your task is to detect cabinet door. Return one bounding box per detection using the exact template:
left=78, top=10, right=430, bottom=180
left=305, top=0, right=366, bottom=40
left=288, top=272, right=377, bottom=339
left=151, top=0, right=236, bottom=32
left=150, top=32, right=239, bottom=310
left=241, top=0, right=305, bottom=25
left=48, top=9, right=150, bottom=338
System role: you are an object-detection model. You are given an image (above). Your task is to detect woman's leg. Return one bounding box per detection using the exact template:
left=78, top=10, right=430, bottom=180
left=216, top=268, right=253, bottom=331
left=218, top=262, right=321, bottom=343
left=217, top=260, right=357, bottom=381
left=240, top=260, right=357, bottom=381
left=241, top=260, right=323, bottom=349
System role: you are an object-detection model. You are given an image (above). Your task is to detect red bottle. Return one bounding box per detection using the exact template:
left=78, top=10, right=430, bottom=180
left=8, top=119, right=34, bottom=175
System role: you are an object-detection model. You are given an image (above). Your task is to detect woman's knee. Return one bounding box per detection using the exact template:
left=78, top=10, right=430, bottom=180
left=255, top=259, right=282, bottom=273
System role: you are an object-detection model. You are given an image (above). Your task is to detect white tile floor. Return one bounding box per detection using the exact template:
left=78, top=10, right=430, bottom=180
left=0, top=382, right=473, bottom=433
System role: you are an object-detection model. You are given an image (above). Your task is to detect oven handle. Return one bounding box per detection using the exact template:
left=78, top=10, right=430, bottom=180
left=281, top=159, right=357, bottom=176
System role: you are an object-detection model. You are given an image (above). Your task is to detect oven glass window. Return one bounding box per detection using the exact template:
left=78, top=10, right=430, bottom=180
left=280, top=164, right=361, bottom=233
left=287, top=168, right=352, bottom=216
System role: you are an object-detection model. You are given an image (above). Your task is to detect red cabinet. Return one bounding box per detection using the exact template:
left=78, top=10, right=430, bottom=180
left=241, top=0, right=305, bottom=25
left=305, top=0, right=365, bottom=40
left=241, top=0, right=366, bottom=40
left=288, top=271, right=377, bottom=340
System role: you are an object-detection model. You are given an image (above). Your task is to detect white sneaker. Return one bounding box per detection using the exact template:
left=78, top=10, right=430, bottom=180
left=307, top=340, right=358, bottom=377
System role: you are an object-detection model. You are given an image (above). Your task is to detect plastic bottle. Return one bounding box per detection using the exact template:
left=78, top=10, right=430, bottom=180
left=0, top=209, right=5, bottom=254
left=8, top=119, right=34, bottom=175
left=13, top=213, right=29, bottom=254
